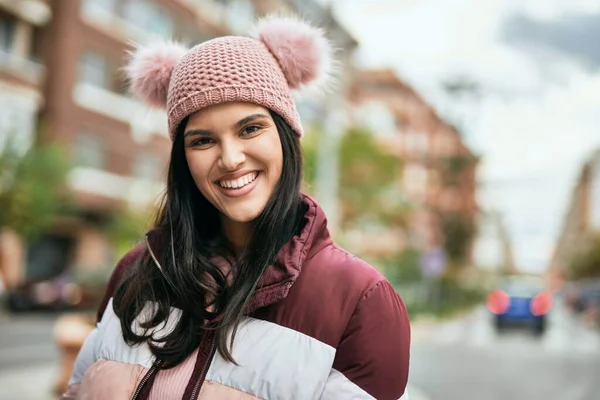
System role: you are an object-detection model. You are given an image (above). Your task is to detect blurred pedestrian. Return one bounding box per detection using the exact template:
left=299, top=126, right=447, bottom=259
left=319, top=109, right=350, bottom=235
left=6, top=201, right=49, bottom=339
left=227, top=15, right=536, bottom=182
left=61, top=15, right=410, bottom=400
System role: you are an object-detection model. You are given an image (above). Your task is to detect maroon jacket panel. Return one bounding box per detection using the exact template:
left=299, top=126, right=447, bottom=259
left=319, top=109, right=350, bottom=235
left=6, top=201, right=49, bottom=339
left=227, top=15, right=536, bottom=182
left=253, top=243, right=410, bottom=399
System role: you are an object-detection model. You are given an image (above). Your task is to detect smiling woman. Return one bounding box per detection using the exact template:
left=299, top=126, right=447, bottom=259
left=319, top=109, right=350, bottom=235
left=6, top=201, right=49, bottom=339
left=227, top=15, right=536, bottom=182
left=61, top=14, right=411, bottom=400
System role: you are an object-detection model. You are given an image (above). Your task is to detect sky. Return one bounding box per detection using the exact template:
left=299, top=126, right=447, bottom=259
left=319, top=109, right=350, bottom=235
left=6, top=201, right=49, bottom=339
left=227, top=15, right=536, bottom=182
left=325, top=0, right=600, bottom=273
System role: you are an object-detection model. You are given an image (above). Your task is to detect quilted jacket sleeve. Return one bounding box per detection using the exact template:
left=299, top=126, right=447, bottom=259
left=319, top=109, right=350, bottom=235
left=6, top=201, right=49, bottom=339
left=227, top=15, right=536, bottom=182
left=323, top=279, right=411, bottom=399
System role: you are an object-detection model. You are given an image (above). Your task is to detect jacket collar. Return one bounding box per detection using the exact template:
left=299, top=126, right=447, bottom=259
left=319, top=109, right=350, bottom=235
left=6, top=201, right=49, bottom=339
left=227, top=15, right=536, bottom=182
left=145, top=194, right=332, bottom=313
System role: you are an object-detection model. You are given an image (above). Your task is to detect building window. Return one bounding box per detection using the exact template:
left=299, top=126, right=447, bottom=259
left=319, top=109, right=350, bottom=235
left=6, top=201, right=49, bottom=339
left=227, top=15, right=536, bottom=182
left=133, top=151, right=161, bottom=181
left=74, top=133, right=106, bottom=169
left=78, top=51, right=110, bottom=88
left=224, top=0, right=255, bottom=33
left=0, top=13, right=16, bottom=53
left=405, top=130, right=428, bottom=156
left=82, top=0, right=118, bottom=14
left=361, top=101, right=396, bottom=137
left=123, top=0, right=173, bottom=39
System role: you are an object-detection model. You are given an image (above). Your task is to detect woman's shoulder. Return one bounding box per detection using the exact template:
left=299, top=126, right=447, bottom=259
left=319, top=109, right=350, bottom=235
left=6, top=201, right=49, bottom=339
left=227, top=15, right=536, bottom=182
left=302, top=243, right=387, bottom=296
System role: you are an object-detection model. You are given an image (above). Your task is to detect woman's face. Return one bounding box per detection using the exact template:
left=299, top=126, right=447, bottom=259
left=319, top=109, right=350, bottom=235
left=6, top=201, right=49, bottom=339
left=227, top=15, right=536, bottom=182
left=183, top=102, right=283, bottom=224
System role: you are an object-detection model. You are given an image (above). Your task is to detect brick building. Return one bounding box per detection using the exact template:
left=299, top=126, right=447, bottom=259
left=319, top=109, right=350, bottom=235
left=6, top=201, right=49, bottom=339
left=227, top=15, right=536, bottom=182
left=550, top=150, right=600, bottom=280
left=0, top=0, right=232, bottom=286
left=349, top=68, right=478, bottom=258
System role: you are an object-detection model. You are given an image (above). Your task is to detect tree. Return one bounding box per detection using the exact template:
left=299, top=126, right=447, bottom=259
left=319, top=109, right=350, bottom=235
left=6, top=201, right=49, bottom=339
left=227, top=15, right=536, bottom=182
left=440, top=211, right=476, bottom=266
left=569, top=234, right=600, bottom=279
left=440, top=154, right=478, bottom=187
left=0, top=139, right=72, bottom=239
left=302, top=126, right=406, bottom=230
left=105, top=205, right=155, bottom=260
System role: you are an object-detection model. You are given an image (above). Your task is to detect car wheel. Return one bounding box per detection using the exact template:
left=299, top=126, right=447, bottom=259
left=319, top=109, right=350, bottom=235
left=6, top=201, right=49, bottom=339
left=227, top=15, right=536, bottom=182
left=534, top=317, right=546, bottom=336
left=495, top=317, right=504, bottom=333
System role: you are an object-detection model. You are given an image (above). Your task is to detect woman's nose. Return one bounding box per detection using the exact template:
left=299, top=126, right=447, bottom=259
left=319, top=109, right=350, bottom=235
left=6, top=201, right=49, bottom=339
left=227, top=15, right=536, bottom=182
left=218, top=140, right=246, bottom=171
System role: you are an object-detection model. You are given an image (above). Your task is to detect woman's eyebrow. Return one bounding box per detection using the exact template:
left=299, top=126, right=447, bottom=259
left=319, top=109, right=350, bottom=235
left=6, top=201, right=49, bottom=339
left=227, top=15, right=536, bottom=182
left=184, top=129, right=213, bottom=138
left=234, top=113, right=269, bottom=129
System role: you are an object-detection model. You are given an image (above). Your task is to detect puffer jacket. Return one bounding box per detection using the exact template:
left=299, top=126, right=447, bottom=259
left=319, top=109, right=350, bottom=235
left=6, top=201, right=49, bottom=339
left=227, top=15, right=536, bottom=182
left=63, top=195, right=411, bottom=399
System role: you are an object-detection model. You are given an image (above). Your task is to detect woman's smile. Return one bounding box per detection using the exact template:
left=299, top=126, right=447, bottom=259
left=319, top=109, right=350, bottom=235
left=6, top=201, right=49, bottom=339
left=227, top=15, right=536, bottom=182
left=216, top=170, right=261, bottom=198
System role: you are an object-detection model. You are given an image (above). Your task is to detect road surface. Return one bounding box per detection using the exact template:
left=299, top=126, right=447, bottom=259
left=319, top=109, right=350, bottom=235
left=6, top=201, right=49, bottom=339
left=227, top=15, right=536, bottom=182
left=409, top=301, right=600, bottom=400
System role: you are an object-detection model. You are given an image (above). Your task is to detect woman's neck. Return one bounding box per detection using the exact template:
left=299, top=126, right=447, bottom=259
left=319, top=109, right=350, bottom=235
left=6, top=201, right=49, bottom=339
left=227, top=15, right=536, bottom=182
left=220, top=216, right=253, bottom=256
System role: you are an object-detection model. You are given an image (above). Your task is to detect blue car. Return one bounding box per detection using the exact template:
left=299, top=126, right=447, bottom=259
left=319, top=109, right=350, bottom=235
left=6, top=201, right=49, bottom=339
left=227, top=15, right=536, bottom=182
left=487, top=276, right=552, bottom=335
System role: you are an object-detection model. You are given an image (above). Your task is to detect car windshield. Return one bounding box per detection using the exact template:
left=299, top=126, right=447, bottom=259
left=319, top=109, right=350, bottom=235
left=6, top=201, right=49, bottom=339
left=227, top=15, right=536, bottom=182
left=499, top=277, right=546, bottom=297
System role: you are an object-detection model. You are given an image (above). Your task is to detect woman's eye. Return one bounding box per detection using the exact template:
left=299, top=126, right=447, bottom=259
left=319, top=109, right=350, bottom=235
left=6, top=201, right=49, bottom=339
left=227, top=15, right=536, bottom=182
left=242, top=125, right=261, bottom=136
left=190, top=137, right=214, bottom=147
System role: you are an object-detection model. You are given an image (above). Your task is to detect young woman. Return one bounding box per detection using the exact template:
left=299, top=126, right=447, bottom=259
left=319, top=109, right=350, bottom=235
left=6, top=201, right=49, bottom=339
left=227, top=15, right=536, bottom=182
left=62, top=15, right=410, bottom=400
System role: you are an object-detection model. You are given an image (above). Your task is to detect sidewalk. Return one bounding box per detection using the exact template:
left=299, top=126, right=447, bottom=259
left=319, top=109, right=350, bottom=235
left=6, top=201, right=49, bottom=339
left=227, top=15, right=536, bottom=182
left=0, top=362, right=432, bottom=400
left=0, top=363, right=57, bottom=400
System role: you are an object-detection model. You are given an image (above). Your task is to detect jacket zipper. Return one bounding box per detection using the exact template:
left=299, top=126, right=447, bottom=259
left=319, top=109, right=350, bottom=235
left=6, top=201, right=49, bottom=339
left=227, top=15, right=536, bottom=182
left=131, top=364, right=157, bottom=400
left=189, top=335, right=216, bottom=400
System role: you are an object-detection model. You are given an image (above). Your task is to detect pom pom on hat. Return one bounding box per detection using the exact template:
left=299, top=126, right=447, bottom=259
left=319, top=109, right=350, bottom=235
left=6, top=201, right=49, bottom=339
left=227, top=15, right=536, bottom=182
left=125, top=40, right=188, bottom=108
left=250, top=15, right=335, bottom=92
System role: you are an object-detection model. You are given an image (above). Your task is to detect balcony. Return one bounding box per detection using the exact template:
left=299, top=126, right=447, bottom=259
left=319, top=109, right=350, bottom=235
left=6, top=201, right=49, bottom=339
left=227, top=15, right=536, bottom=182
left=0, top=49, right=45, bottom=87
left=80, top=2, right=158, bottom=45
left=0, top=0, right=51, bottom=26
left=174, top=0, right=228, bottom=32
left=73, top=83, right=168, bottom=142
left=69, top=166, right=164, bottom=207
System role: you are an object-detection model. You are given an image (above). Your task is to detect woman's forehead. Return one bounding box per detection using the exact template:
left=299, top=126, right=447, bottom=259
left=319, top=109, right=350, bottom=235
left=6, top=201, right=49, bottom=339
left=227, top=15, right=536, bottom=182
left=186, top=102, right=271, bottom=130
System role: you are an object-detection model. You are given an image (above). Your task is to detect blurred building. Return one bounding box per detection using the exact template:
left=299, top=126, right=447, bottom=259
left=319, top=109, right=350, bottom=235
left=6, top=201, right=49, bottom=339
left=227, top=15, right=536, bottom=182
left=0, top=0, right=232, bottom=286
left=349, top=69, right=478, bottom=258
left=472, top=210, right=516, bottom=275
left=550, top=150, right=600, bottom=279
left=0, top=0, right=52, bottom=288
left=0, top=0, right=49, bottom=156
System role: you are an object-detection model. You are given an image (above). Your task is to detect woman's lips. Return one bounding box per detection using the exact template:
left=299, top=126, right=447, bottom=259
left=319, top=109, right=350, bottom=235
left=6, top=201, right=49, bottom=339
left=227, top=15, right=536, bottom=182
left=216, top=172, right=260, bottom=198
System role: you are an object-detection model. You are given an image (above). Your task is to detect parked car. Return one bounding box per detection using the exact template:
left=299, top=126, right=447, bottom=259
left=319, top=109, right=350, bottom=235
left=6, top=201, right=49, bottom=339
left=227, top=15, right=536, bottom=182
left=6, top=273, right=80, bottom=312
left=5, top=268, right=110, bottom=313
left=565, top=279, right=600, bottom=328
left=487, top=276, right=552, bottom=335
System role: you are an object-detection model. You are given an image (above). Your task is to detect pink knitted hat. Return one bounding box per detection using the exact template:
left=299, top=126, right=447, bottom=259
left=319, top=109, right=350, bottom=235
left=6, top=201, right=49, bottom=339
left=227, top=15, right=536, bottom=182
left=125, top=15, right=334, bottom=139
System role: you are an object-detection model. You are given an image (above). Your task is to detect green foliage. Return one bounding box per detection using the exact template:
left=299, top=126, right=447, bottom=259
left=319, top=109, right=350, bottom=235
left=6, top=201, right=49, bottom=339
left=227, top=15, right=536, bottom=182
left=0, top=140, right=72, bottom=239
left=569, top=234, right=600, bottom=279
left=301, top=129, right=318, bottom=192
left=339, top=127, right=400, bottom=224
left=400, top=273, right=486, bottom=320
left=105, top=206, right=154, bottom=260
left=382, top=247, right=423, bottom=285
left=302, top=126, right=405, bottom=229
left=441, top=154, right=477, bottom=186
left=440, top=212, right=476, bottom=264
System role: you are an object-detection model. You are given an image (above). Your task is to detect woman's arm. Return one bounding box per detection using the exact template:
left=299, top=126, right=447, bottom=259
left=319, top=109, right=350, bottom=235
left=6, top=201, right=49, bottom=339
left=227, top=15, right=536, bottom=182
left=322, top=279, right=411, bottom=400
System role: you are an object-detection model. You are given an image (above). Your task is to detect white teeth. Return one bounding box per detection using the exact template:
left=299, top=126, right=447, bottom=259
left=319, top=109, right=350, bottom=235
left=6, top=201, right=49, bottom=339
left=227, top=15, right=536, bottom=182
left=219, top=172, right=257, bottom=189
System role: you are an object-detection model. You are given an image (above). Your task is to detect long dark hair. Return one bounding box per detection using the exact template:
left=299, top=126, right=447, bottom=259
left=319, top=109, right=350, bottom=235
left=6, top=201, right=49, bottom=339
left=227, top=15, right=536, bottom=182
left=113, top=111, right=304, bottom=368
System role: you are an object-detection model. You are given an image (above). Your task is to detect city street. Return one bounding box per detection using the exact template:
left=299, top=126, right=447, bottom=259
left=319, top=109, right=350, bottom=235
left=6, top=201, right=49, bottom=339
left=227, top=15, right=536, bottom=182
left=409, top=301, right=600, bottom=400
left=0, top=312, right=58, bottom=371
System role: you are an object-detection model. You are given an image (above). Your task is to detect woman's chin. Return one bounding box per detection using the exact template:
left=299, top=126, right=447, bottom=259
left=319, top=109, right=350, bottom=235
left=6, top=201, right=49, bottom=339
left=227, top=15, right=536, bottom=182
left=222, top=205, right=264, bottom=224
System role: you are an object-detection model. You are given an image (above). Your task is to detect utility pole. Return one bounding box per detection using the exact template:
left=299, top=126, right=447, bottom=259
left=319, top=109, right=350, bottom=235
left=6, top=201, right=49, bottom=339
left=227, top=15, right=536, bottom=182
left=315, top=105, right=345, bottom=235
